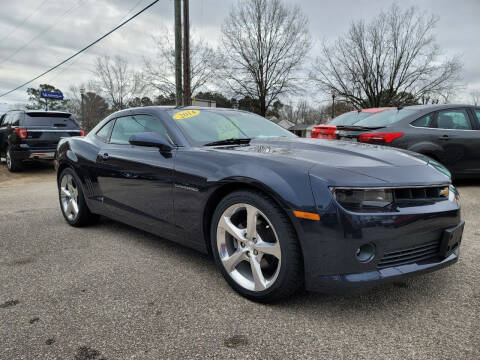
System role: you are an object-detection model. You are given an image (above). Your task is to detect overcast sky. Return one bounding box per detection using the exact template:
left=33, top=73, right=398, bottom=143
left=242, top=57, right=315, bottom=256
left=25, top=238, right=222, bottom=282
left=0, top=0, right=479, bottom=107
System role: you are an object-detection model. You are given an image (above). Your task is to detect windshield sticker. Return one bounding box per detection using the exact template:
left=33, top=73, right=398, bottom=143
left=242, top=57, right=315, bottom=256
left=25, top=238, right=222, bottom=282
left=173, top=110, right=200, bottom=120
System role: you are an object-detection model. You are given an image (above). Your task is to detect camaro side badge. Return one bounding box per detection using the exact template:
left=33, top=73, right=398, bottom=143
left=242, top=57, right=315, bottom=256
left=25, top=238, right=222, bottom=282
left=173, top=110, right=200, bottom=120
left=175, top=184, right=199, bottom=192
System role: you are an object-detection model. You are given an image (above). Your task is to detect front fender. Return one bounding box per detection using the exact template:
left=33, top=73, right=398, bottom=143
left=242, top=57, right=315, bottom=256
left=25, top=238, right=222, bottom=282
left=212, top=162, right=316, bottom=213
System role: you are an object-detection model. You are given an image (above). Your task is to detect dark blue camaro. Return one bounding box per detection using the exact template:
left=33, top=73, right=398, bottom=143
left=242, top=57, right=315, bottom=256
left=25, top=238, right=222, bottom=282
left=55, top=106, right=464, bottom=302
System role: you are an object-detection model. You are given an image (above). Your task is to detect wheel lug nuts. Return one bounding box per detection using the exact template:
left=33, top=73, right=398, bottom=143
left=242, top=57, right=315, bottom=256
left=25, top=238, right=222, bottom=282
left=240, top=242, right=245, bottom=247
left=254, top=250, right=258, bottom=255
left=246, top=251, right=250, bottom=256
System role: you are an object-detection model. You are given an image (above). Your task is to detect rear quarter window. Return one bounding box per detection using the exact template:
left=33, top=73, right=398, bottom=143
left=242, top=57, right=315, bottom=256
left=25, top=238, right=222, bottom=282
left=9, top=112, right=21, bottom=126
left=96, top=120, right=114, bottom=141
left=411, top=114, right=433, bottom=128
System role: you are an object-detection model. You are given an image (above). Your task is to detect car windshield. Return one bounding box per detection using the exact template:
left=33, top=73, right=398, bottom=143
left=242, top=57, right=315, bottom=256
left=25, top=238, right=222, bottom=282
left=329, top=111, right=372, bottom=125
left=354, top=109, right=417, bottom=127
left=169, top=109, right=296, bottom=144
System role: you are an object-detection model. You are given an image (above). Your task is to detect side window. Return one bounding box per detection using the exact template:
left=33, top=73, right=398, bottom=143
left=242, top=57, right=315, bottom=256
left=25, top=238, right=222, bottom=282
left=10, top=112, right=20, bottom=126
left=411, top=114, right=433, bottom=128
left=436, top=109, right=472, bottom=130
left=110, top=115, right=168, bottom=145
left=0, top=114, right=5, bottom=126
left=3, top=114, right=12, bottom=126
left=96, top=120, right=114, bottom=141
left=475, top=109, right=480, bottom=126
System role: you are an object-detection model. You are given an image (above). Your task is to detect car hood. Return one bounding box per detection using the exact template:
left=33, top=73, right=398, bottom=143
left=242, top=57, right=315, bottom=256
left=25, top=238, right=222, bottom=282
left=211, top=137, right=451, bottom=186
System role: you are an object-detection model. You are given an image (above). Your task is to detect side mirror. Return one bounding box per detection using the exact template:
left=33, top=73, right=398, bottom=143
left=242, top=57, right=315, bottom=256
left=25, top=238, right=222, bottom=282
left=129, top=132, right=173, bottom=151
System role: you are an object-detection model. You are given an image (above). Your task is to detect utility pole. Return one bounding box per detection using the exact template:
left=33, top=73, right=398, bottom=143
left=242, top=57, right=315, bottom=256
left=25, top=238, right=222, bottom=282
left=183, top=0, right=191, bottom=106
left=331, top=89, right=336, bottom=119
left=174, top=0, right=182, bottom=106
left=80, top=86, right=85, bottom=127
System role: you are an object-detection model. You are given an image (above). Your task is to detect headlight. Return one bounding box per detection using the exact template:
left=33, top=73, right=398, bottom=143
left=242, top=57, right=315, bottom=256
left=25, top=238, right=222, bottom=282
left=331, top=188, right=393, bottom=212
left=331, top=185, right=454, bottom=212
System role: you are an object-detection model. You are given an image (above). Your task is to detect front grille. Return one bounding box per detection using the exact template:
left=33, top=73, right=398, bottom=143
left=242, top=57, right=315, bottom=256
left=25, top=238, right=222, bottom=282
left=394, top=186, right=448, bottom=202
left=377, top=240, right=441, bottom=269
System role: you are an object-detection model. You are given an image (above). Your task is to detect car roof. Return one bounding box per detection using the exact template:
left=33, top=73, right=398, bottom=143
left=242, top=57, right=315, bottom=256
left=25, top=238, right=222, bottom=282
left=7, top=109, right=72, bottom=116
left=399, top=104, right=475, bottom=111
left=360, top=107, right=396, bottom=113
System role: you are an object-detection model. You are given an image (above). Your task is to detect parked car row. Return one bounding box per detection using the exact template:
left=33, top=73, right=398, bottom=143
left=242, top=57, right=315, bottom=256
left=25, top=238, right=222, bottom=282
left=0, top=110, right=83, bottom=172
left=311, top=107, right=394, bottom=139
left=312, top=104, right=480, bottom=178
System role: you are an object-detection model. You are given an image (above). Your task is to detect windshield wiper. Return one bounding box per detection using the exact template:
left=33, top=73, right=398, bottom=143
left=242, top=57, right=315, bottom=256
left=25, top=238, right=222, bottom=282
left=204, top=138, right=251, bottom=146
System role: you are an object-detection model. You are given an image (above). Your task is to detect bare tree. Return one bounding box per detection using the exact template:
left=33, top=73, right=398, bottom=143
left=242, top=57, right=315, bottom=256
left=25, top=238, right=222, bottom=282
left=67, top=83, right=111, bottom=132
left=93, top=55, right=145, bottom=111
left=279, top=101, right=330, bottom=125
left=143, top=28, right=219, bottom=97
left=470, top=89, right=480, bottom=106
left=220, top=0, right=311, bottom=116
left=311, top=5, right=463, bottom=108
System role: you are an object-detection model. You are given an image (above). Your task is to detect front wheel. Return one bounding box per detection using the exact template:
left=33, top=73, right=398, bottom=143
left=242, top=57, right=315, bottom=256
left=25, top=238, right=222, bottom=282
left=58, top=168, right=99, bottom=227
left=211, top=190, right=303, bottom=302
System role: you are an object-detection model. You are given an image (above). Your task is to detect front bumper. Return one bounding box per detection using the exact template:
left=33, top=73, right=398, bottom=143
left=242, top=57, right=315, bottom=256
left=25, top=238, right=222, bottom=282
left=307, top=248, right=459, bottom=293
left=296, top=190, right=462, bottom=293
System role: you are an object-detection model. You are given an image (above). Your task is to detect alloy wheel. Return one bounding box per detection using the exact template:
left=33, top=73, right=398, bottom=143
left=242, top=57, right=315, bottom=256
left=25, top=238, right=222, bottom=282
left=6, top=150, right=11, bottom=170
left=60, top=173, right=80, bottom=221
left=216, top=203, right=281, bottom=292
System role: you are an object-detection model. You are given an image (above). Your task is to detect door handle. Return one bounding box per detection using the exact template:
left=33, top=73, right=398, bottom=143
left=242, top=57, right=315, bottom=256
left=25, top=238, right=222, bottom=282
left=438, top=135, right=450, bottom=140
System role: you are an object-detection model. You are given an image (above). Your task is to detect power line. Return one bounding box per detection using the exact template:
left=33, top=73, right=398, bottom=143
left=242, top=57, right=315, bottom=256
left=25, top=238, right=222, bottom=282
left=0, top=0, right=49, bottom=44
left=0, top=0, right=82, bottom=66
left=45, top=0, right=147, bottom=84
left=0, top=0, right=161, bottom=99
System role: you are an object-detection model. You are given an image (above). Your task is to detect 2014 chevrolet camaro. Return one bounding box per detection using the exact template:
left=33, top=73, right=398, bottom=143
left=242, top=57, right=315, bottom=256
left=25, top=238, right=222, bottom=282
left=55, top=107, right=464, bottom=302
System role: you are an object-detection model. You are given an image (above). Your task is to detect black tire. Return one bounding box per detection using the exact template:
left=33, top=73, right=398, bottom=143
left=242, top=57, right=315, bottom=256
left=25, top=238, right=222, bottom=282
left=6, top=146, right=22, bottom=172
left=210, top=190, right=303, bottom=303
left=58, top=167, right=99, bottom=227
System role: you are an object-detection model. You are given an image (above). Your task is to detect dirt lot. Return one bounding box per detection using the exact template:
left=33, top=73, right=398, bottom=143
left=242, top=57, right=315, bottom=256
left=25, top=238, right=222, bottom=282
left=0, top=158, right=55, bottom=187
left=0, top=163, right=479, bottom=359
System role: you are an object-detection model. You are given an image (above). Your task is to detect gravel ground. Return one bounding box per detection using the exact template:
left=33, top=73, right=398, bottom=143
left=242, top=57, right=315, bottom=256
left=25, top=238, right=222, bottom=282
left=0, top=169, right=478, bottom=359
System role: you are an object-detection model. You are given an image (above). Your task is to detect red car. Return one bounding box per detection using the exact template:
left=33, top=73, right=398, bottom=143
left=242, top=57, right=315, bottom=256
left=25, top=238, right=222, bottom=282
left=311, top=107, right=394, bottom=139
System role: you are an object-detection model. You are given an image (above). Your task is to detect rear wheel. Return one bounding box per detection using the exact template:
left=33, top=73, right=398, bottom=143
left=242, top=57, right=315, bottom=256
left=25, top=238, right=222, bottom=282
left=211, top=190, right=303, bottom=302
left=58, top=168, right=99, bottom=227
left=6, top=146, right=22, bottom=172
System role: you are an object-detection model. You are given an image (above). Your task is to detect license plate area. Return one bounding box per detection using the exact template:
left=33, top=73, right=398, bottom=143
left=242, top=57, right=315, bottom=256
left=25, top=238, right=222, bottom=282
left=440, top=221, right=464, bottom=257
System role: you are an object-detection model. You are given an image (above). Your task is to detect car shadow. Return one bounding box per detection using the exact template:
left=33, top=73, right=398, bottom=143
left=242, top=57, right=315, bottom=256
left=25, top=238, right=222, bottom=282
left=94, top=216, right=453, bottom=312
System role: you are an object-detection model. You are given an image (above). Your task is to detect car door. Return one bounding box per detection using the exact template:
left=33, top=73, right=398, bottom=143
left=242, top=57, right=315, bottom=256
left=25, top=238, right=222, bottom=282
left=432, top=108, right=478, bottom=176
left=96, top=114, right=176, bottom=233
left=466, top=108, right=480, bottom=174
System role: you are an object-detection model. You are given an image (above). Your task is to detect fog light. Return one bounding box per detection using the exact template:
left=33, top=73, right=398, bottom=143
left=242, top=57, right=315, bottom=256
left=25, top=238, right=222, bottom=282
left=355, top=243, right=375, bottom=262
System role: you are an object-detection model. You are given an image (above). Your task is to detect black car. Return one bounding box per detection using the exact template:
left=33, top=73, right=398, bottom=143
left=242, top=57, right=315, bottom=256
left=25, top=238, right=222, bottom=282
left=335, top=104, right=480, bottom=178
left=0, top=110, right=84, bottom=172
left=55, top=106, right=463, bottom=302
